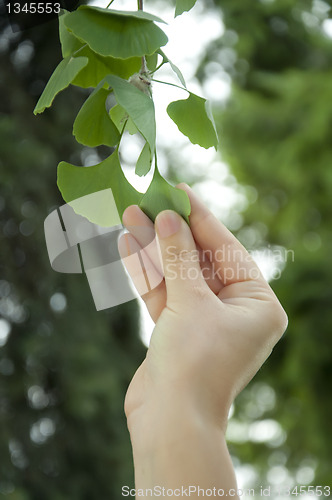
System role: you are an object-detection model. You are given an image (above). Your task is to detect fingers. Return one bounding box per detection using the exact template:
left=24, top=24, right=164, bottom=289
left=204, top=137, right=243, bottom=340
left=123, top=205, right=163, bottom=277
left=118, top=232, right=165, bottom=322
left=177, top=183, right=264, bottom=287
left=154, top=210, right=210, bottom=306
left=123, top=205, right=223, bottom=296
left=142, top=281, right=167, bottom=323
left=121, top=206, right=213, bottom=319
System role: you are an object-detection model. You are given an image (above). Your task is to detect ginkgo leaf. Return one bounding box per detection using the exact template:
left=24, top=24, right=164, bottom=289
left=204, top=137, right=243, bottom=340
left=59, top=10, right=82, bottom=58
left=107, top=75, right=156, bottom=154
left=139, top=167, right=191, bottom=223
left=64, top=6, right=168, bottom=59
left=59, top=11, right=142, bottom=87
left=74, top=49, right=142, bottom=88
left=33, top=56, right=88, bottom=114
left=73, top=88, right=120, bottom=147
left=57, top=151, right=142, bottom=226
left=175, top=0, right=197, bottom=17
left=136, top=142, right=152, bottom=177
left=167, top=93, right=218, bottom=150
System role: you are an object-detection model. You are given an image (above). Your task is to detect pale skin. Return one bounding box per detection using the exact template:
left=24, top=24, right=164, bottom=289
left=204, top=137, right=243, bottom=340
left=119, top=184, right=288, bottom=499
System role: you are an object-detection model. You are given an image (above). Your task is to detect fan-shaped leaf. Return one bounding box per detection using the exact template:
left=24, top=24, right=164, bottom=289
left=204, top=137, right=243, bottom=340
left=59, top=11, right=142, bottom=87
left=59, top=10, right=82, bottom=57
left=33, top=56, right=88, bottom=114
left=57, top=152, right=142, bottom=226
left=175, top=0, right=197, bottom=17
left=167, top=93, right=218, bottom=149
left=64, top=6, right=168, bottom=59
left=73, top=88, right=120, bottom=147
left=73, top=49, right=141, bottom=88
left=139, top=167, right=191, bottom=223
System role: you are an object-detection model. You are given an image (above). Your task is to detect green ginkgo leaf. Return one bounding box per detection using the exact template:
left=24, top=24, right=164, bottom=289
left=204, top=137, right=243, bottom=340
left=64, top=6, right=168, bottom=59
left=139, top=167, right=191, bottom=223
left=136, top=142, right=152, bottom=177
left=60, top=10, right=158, bottom=83
left=59, top=10, right=82, bottom=57
left=57, top=151, right=142, bottom=226
left=71, top=48, right=157, bottom=89
left=107, top=75, right=156, bottom=154
left=72, top=49, right=141, bottom=88
left=175, top=0, right=197, bottom=17
left=73, top=88, right=120, bottom=147
left=59, top=11, right=142, bottom=87
left=59, top=12, right=143, bottom=88
left=167, top=93, right=218, bottom=149
left=34, top=56, right=88, bottom=114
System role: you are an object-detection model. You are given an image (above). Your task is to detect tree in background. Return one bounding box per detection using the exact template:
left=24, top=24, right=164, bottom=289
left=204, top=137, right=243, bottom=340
left=0, top=13, right=146, bottom=500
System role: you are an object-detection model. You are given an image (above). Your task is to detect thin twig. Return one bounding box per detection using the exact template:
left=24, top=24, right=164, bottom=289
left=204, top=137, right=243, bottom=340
left=137, top=0, right=148, bottom=74
left=150, top=60, right=166, bottom=75
left=151, top=78, right=189, bottom=93
left=141, top=56, right=148, bottom=74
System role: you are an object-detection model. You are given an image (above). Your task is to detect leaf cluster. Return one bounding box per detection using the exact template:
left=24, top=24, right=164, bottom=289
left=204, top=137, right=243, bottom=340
left=34, top=2, right=218, bottom=226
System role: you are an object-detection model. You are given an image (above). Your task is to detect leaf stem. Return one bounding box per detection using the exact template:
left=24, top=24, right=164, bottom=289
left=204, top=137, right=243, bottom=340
left=119, top=119, right=129, bottom=144
left=150, top=60, right=166, bottom=75
left=106, top=0, right=116, bottom=7
left=154, top=150, right=159, bottom=172
left=114, top=118, right=129, bottom=156
left=137, top=0, right=148, bottom=74
left=151, top=78, right=189, bottom=93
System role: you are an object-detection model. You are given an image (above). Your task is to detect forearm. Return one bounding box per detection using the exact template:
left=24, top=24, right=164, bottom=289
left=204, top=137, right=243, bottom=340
left=127, top=399, right=239, bottom=499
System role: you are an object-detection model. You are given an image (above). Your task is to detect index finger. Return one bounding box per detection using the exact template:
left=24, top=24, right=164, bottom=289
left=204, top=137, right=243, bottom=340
left=177, top=183, right=263, bottom=286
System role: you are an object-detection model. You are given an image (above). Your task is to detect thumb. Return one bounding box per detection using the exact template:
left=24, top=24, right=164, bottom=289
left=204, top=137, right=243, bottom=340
left=155, top=210, right=208, bottom=305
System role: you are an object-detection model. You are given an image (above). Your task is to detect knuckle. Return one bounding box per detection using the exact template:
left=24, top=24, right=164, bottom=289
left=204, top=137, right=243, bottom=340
left=269, top=300, right=288, bottom=339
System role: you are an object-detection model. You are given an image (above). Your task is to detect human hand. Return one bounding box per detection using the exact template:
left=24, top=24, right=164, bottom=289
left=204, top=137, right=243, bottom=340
left=119, top=184, right=288, bottom=432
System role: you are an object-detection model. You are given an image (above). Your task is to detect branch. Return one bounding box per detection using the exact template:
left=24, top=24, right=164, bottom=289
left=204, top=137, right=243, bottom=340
left=137, top=0, right=148, bottom=74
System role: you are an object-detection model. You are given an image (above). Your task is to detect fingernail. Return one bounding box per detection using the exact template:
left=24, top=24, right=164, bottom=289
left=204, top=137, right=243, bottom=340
left=123, top=205, right=145, bottom=226
left=155, top=211, right=181, bottom=239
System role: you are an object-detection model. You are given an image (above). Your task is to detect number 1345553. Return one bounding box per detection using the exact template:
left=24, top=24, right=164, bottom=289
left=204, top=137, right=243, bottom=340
left=6, top=3, right=61, bottom=14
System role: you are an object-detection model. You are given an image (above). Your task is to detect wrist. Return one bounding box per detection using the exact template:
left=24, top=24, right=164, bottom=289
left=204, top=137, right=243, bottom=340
left=126, top=396, right=238, bottom=496
left=126, top=390, right=230, bottom=453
